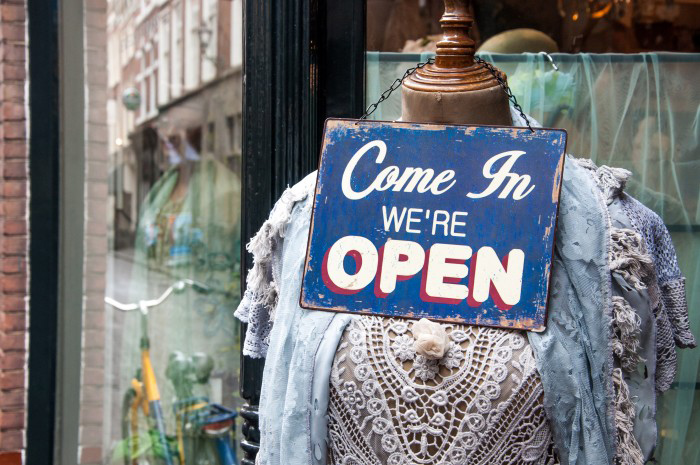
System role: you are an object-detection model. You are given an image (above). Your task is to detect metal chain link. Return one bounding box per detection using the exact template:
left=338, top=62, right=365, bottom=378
left=360, top=56, right=534, bottom=132
left=474, top=56, right=533, bottom=132
left=361, top=58, right=436, bottom=120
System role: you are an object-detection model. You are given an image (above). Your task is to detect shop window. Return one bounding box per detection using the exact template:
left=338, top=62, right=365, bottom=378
left=226, top=114, right=241, bottom=156
left=72, top=0, right=245, bottom=463
left=366, top=0, right=700, bottom=54
left=365, top=2, right=700, bottom=463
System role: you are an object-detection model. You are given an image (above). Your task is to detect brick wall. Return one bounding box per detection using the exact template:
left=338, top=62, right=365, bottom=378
left=0, top=1, right=28, bottom=464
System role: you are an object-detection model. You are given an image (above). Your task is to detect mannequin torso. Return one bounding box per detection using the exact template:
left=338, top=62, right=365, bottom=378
left=326, top=2, right=555, bottom=463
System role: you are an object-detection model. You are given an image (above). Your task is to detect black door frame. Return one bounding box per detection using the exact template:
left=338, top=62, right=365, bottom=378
left=240, top=1, right=366, bottom=463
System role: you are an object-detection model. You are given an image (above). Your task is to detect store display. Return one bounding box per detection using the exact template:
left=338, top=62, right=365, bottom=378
left=235, top=2, right=696, bottom=464
left=237, top=113, right=694, bottom=465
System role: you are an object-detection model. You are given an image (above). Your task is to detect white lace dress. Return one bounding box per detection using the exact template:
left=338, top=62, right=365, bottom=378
left=327, top=316, right=558, bottom=465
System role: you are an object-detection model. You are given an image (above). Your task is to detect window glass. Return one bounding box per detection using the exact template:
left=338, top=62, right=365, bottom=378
left=366, top=0, right=700, bottom=54
left=79, top=1, right=244, bottom=463
left=366, top=2, right=700, bottom=463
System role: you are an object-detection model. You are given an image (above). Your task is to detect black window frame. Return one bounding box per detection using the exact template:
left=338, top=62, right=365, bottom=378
left=26, top=1, right=61, bottom=463
left=240, top=1, right=365, bottom=464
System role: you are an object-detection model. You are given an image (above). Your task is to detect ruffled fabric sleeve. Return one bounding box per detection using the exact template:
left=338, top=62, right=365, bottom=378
left=621, top=195, right=696, bottom=350
left=580, top=159, right=696, bottom=392
left=234, top=172, right=317, bottom=358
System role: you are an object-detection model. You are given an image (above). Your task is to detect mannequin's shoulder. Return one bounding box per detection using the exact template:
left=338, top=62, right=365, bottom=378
left=293, top=170, right=317, bottom=195
left=268, top=170, right=317, bottom=220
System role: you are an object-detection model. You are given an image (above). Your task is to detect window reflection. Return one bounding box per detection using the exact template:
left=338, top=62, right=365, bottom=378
left=84, top=0, right=244, bottom=463
left=367, top=0, right=700, bottom=53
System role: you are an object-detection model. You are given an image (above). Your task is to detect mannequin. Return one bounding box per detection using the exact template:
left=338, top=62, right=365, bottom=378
left=324, top=2, right=557, bottom=464
left=401, top=0, right=511, bottom=125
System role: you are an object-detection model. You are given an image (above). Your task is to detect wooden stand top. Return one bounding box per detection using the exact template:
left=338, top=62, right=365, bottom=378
left=403, top=0, right=506, bottom=93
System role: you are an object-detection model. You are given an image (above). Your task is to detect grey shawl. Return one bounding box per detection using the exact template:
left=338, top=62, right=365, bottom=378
left=526, top=157, right=617, bottom=464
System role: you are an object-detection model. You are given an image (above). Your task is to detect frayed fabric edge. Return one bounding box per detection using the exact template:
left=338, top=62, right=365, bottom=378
left=235, top=172, right=317, bottom=358
left=606, top=227, right=650, bottom=458
left=609, top=228, right=655, bottom=291
left=611, top=296, right=645, bottom=373
left=244, top=175, right=316, bottom=319
left=612, top=368, right=645, bottom=465
left=575, top=157, right=648, bottom=462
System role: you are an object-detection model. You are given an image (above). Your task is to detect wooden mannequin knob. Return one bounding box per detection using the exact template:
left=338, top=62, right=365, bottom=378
left=434, top=0, right=476, bottom=68
left=403, top=0, right=505, bottom=93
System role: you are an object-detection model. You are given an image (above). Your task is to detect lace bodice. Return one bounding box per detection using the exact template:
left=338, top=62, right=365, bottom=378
left=328, top=316, right=558, bottom=465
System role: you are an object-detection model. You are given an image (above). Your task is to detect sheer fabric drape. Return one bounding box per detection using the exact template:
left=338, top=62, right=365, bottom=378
left=366, top=51, right=700, bottom=463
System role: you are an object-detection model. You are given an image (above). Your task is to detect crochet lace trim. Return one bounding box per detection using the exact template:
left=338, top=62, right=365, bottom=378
left=661, top=278, right=696, bottom=348
left=328, top=317, right=558, bottom=465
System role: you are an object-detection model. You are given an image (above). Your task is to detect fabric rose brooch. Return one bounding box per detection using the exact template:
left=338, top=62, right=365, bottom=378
left=412, top=318, right=451, bottom=360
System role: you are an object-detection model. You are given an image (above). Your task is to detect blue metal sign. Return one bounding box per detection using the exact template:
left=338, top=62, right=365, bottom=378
left=300, top=119, right=567, bottom=331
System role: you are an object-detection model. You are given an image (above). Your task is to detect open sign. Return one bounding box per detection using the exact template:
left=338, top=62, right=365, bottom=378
left=300, top=119, right=566, bottom=331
